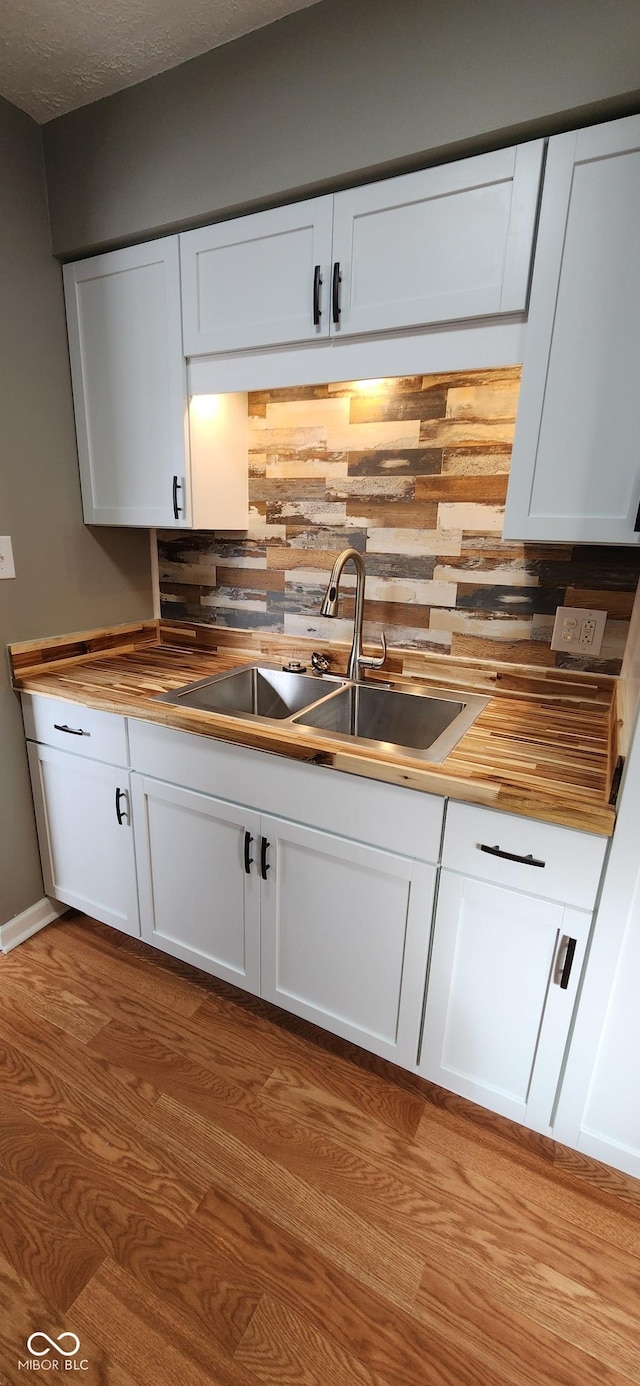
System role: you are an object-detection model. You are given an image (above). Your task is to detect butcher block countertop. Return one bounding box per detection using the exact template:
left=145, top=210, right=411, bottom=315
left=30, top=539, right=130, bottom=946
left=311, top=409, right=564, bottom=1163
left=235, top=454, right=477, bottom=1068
left=9, top=620, right=620, bottom=837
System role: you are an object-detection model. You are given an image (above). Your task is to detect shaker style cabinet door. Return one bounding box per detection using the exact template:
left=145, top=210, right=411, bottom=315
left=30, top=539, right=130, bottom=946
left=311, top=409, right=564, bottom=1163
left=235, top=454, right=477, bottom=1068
left=64, top=238, right=190, bottom=527
left=504, top=114, right=640, bottom=544
left=180, top=197, right=334, bottom=354
left=27, top=743, right=140, bottom=937
left=131, top=775, right=261, bottom=994
left=330, top=142, right=543, bottom=337
left=259, top=815, right=436, bottom=1067
left=419, top=871, right=590, bottom=1133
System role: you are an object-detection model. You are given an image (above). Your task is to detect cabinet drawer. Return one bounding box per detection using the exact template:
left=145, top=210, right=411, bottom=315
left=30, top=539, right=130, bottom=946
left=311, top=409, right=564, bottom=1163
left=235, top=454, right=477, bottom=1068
left=21, top=694, right=129, bottom=767
left=443, top=801, right=607, bottom=911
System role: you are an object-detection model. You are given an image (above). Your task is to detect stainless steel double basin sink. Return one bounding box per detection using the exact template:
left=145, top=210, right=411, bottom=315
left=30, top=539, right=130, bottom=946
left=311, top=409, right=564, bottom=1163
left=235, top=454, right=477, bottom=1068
left=155, top=662, right=489, bottom=763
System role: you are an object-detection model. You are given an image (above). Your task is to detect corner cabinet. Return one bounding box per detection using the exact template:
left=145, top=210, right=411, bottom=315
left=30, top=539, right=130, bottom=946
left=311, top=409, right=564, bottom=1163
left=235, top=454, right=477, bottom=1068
left=504, top=113, right=640, bottom=545
left=180, top=141, right=543, bottom=355
left=418, top=803, right=607, bottom=1135
left=63, top=241, right=248, bottom=529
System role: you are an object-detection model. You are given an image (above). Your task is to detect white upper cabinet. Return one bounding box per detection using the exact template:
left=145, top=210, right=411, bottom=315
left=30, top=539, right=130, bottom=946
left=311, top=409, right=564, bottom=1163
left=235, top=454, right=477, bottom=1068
left=180, top=143, right=542, bottom=357
left=64, top=238, right=190, bottom=527
left=64, top=240, right=249, bottom=529
left=504, top=114, right=640, bottom=545
left=331, top=142, right=544, bottom=338
left=180, top=197, right=334, bottom=355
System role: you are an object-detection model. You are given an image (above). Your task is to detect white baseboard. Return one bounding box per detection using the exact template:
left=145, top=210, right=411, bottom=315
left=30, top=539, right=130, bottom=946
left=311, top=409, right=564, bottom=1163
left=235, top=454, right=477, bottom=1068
left=0, top=897, right=67, bottom=954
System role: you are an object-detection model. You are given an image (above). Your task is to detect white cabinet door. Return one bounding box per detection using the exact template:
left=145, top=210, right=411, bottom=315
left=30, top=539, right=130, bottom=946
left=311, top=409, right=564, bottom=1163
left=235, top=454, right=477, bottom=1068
left=27, top=743, right=139, bottom=937
left=419, top=871, right=590, bottom=1133
left=331, top=142, right=543, bottom=338
left=180, top=197, right=334, bottom=355
left=131, top=775, right=261, bottom=993
left=504, top=114, right=640, bottom=544
left=260, top=815, right=436, bottom=1067
left=64, top=238, right=190, bottom=527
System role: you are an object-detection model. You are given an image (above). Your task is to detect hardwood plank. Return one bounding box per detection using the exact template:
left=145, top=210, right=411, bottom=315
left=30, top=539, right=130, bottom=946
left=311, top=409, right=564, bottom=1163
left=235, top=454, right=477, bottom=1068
left=258, top=1070, right=640, bottom=1381
left=191, top=1185, right=511, bottom=1386
left=12, top=914, right=204, bottom=1021
left=0, top=1010, right=203, bottom=1228
left=0, top=1095, right=208, bottom=1269
left=71, top=1259, right=257, bottom=1386
left=234, top=1293, right=392, bottom=1386
left=0, top=1163, right=103, bottom=1313
left=87, top=1002, right=276, bottom=1097
left=154, top=1095, right=424, bottom=1312
left=0, top=968, right=109, bottom=1044
left=188, top=987, right=427, bottom=1138
left=0, top=1249, right=116, bottom=1386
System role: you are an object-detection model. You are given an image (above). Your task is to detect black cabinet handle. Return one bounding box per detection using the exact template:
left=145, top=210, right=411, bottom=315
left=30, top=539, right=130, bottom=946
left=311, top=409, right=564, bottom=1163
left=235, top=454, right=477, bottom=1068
left=332, top=261, right=342, bottom=324
left=244, top=830, right=254, bottom=875
left=558, top=936, right=577, bottom=990
left=479, top=843, right=545, bottom=868
left=260, top=836, right=271, bottom=881
left=54, top=723, right=89, bottom=737
left=172, top=475, right=183, bottom=520
left=634, top=499, right=640, bottom=532
left=115, top=787, right=128, bottom=826
left=313, top=265, right=322, bottom=326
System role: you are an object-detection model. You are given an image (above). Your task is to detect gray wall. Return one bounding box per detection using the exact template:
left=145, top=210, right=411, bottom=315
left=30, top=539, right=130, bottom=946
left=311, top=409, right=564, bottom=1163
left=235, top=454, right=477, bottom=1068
left=44, top=0, right=640, bottom=257
left=0, top=97, right=153, bottom=925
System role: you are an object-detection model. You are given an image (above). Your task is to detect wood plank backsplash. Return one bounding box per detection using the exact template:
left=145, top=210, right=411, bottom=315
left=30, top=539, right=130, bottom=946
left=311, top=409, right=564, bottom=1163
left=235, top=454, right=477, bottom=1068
left=158, top=370, right=640, bottom=674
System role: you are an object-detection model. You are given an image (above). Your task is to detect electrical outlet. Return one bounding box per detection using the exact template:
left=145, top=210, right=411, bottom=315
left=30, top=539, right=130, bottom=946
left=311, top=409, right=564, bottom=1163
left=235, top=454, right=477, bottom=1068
left=550, top=606, right=607, bottom=656
left=0, top=536, right=15, bottom=579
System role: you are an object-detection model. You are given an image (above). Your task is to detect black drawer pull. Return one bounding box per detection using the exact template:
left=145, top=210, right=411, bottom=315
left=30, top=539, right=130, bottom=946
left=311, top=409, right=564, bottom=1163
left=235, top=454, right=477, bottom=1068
left=260, top=836, right=271, bottom=881
left=244, top=831, right=254, bottom=875
left=558, top=936, right=577, bottom=990
left=313, top=264, right=322, bottom=326
left=172, top=475, right=183, bottom=520
left=634, top=499, right=640, bottom=533
left=115, top=787, right=128, bottom=825
left=479, top=843, right=545, bottom=868
left=332, top=261, right=341, bottom=324
left=54, top=723, right=89, bottom=736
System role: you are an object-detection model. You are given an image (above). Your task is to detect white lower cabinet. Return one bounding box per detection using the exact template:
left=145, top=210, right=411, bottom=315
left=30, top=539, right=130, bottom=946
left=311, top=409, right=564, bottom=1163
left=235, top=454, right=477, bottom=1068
left=260, top=816, right=436, bottom=1066
left=131, top=774, right=261, bottom=993
left=129, top=779, right=436, bottom=1065
left=27, top=742, right=139, bottom=937
left=418, top=870, right=591, bottom=1133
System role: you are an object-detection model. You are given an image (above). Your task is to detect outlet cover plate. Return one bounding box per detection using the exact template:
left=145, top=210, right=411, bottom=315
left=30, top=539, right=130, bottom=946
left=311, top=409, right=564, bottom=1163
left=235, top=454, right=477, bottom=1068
left=551, top=605, right=607, bottom=656
left=0, top=537, right=15, bottom=579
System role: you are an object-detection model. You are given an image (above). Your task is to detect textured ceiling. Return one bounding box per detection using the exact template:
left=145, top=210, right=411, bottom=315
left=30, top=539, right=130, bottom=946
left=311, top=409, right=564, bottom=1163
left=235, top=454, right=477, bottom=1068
left=0, top=0, right=323, bottom=123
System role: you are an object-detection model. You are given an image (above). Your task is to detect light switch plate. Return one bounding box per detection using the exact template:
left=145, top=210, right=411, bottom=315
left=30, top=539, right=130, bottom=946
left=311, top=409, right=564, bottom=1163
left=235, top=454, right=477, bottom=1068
left=0, top=536, right=15, bottom=579
left=551, top=606, right=607, bottom=656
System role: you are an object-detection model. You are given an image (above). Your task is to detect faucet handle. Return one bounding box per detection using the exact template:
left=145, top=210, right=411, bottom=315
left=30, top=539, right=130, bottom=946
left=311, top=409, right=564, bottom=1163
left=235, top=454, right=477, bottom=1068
left=358, top=631, right=387, bottom=673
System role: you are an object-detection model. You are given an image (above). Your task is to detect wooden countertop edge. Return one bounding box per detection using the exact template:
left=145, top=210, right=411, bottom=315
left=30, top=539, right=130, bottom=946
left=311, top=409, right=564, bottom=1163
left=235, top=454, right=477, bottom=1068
left=12, top=664, right=616, bottom=839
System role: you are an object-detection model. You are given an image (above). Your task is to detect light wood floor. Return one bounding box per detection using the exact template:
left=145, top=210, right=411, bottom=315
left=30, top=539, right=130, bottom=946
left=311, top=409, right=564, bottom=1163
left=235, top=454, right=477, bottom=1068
left=1, top=915, right=639, bottom=1386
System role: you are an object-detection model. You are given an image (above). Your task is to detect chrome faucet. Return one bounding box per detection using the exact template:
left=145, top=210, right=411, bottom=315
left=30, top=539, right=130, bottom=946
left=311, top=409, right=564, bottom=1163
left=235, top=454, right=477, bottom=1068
left=320, top=548, right=387, bottom=682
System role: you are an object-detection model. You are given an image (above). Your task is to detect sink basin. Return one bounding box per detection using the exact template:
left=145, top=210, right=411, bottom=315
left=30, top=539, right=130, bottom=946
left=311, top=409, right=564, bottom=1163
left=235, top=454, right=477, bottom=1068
left=293, top=681, right=489, bottom=761
left=155, top=664, right=345, bottom=720
left=155, top=660, right=488, bottom=762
